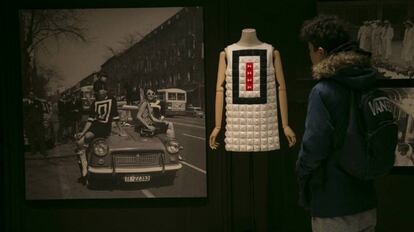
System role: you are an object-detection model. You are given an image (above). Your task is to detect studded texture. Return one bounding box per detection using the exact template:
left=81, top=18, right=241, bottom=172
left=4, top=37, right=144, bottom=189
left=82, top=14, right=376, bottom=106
left=223, top=43, right=280, bottom=152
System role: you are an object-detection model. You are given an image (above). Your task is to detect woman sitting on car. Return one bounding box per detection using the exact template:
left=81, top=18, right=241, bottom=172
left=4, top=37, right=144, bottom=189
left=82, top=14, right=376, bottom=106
left=135, top=89, right=176, bottom=139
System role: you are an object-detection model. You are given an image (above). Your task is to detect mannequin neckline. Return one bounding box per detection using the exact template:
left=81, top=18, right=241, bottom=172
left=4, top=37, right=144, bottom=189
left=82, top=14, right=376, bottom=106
left=233, top=42, right=266, bottom=47
left=235, top=28, right=264, bottom=47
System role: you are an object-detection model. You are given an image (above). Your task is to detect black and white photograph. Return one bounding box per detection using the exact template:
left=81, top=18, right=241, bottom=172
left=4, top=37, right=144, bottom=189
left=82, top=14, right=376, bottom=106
left=317, top=0, right=414, bottom=79
left=20, top=7, right=206, bottom=199
left=381, top=88, right=414, bottom=167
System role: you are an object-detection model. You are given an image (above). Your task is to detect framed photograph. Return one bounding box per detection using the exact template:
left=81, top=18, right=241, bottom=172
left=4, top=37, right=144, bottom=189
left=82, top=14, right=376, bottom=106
left=381, top=88, right=414, bottom=167
left=21, top=7, right=207, bottom=199
left=317, top=0, right=414, bottom=79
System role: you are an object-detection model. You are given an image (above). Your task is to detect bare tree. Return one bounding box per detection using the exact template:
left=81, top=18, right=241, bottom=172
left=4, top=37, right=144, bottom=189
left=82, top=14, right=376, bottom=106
left=32, top=65, right=63, bottom=98
left=119, top=31, right=144, bottom=51
left=105, top=31, right=144, bottom=57
left=19, top=9, right=88, bottom=95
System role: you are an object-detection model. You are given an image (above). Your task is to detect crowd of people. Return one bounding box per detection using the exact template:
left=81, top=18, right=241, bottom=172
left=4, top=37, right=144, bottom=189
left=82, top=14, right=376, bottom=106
left=24, top=71, right=184, bottom=183
left=24, top=70, right=179, bottom=158
left=23, top=90, right=83, bottom=156
left=23, top=91, right=48, bottom=156
left=55, top=92, right=83, bottom=143
left=357, top=19, right=414, bottom=67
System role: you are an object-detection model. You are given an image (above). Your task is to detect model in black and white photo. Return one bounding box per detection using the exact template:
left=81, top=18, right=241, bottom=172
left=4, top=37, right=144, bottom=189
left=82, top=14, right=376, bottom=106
left=20, top=7, right=206, bottom=200
left=381, top=88, right=414, bottom=167
left=318, top=0, right=414, bottom=79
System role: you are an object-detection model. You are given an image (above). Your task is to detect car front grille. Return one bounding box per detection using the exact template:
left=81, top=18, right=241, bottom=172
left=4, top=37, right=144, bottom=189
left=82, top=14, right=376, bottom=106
left=113, top=151, right=167, bottom=168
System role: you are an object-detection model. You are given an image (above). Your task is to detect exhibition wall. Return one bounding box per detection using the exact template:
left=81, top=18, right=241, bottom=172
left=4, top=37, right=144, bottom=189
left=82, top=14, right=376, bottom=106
left=2, top=0, right=414, bottom=231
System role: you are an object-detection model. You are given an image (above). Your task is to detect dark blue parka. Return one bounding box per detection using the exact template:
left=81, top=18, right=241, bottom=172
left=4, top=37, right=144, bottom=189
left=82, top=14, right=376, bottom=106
left=296, top=50, right=378, bottom=217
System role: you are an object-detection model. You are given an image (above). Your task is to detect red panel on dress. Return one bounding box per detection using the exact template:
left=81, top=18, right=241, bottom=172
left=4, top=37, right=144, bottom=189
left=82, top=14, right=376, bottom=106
left=246, top=62, right=253, bottom=91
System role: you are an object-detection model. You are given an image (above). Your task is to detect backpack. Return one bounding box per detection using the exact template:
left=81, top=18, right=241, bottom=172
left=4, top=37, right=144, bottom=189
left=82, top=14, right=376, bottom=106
left=338, top=88, right=398, bottom=180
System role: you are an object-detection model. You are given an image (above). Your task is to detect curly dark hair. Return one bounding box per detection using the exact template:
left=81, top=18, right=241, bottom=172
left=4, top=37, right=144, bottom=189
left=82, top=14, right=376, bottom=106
left=300, top=15, right=351, bottom=54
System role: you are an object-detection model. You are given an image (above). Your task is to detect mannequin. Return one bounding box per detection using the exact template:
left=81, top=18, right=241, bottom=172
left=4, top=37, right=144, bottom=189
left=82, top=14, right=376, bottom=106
left=209, top=28, right=296, bottom=151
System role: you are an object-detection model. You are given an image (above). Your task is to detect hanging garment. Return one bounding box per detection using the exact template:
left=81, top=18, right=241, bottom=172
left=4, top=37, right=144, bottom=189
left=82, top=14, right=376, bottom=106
left=371, top=25, right=382, bottom=57
left=401, top=27, right=414, bottom=63
left=358, top=25, right=372, bottom=52
left=224, top=43, right=280, bottom=152
left=382, top=26, right=394, bottom=60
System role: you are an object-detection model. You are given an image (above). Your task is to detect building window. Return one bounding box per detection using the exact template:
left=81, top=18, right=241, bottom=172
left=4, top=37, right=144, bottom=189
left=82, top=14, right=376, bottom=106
left=187, top=72, right=191, bottom=81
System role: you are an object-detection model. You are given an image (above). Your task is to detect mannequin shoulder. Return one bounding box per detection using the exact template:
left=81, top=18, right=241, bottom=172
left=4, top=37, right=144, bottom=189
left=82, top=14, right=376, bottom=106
left=219, top=51, right=226, bottom=62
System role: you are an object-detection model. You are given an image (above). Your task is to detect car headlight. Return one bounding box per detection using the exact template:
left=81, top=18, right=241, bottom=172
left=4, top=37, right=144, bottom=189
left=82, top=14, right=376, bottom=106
left=93, top=140, right=109, bottom=157
left=166, top=140, right=180, bottom=154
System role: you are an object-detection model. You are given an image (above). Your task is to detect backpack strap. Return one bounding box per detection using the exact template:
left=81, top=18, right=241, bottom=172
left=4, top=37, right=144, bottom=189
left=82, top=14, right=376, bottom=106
left=333, top=90, right=354, bottom=150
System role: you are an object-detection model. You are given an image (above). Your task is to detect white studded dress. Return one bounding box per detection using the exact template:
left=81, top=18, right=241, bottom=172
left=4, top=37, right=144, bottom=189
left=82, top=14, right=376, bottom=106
left=224, top=43, right=280, bottom=152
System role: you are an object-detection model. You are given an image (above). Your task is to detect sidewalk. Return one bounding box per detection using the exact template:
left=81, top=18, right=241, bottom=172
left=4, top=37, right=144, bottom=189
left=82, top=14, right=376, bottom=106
left=25, top=142, right=77, bottom=160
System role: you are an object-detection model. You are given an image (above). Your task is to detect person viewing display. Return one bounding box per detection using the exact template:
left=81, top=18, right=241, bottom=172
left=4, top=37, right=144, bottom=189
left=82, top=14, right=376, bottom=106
left=296, top=15, right=380, bottom=232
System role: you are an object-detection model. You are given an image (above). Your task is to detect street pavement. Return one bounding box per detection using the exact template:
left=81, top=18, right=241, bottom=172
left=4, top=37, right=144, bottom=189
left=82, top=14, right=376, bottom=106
left=25, top=116, right=207, bottom=200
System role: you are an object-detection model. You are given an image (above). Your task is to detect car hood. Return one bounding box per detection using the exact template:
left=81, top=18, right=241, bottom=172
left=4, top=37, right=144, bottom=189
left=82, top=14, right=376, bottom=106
left=106, top=133, right=165, bottom=152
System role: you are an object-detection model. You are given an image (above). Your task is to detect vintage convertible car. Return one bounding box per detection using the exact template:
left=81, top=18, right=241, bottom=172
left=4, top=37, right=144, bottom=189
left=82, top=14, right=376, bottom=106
left=86, top=127, right=183, bottom=188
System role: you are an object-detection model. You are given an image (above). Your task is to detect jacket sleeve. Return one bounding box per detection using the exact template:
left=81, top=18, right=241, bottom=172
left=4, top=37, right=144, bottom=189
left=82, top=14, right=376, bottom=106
left=296, top=86, right=335, bottom=208
left=297, top=86, right=335, bottom=179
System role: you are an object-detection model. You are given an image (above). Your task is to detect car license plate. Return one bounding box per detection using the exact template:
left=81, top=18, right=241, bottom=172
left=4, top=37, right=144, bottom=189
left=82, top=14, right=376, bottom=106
left=124, top=175, right=151, bottom=183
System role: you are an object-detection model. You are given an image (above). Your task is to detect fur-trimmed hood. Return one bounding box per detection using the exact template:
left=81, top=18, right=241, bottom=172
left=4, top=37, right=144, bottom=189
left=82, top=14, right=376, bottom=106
left=312, top=51, right=377, bottom=90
